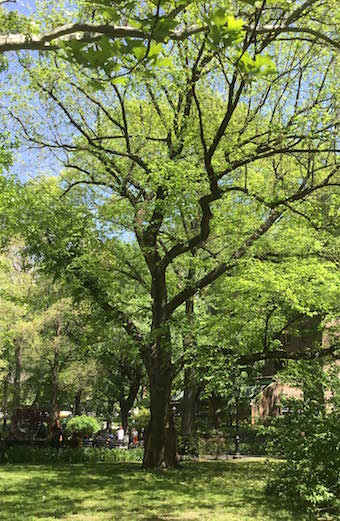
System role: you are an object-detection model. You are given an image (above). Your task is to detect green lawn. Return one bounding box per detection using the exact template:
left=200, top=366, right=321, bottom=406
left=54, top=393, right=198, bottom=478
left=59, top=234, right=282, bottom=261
left=0, top=459, right=306, bottom=521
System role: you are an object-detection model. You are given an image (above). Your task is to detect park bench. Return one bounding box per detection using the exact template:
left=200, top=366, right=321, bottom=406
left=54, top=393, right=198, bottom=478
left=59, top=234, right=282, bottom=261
left=107, top=438, right=128, bottom=449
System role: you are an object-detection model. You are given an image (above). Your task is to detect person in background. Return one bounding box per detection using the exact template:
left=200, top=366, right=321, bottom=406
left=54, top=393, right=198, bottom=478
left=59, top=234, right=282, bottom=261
left=51, top=418, right=63, bottom=450
left=132, top=427, right=138, bottom=446
left=117, top=425, right=124, bottom=442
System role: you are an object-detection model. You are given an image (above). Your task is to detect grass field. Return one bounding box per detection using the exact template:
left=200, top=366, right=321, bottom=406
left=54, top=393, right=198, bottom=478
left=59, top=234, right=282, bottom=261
left=0, top=459, right=306, bottom=521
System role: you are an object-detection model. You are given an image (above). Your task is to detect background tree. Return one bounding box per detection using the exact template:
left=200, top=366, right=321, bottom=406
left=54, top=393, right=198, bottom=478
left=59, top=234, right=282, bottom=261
left=0, top=245, right=40, bottom=432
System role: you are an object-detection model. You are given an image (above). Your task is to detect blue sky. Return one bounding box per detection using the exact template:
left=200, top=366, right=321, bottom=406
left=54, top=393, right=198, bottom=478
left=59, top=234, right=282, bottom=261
left=5, top=0, right=35, bottom=15
left=3, top=1, right=62, bottom=182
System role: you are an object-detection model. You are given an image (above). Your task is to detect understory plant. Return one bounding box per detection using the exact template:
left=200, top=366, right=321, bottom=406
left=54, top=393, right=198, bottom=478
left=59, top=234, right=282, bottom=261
left=265, top=361, right=340, bottom=517
left=0, top=446, right=144, bottom=464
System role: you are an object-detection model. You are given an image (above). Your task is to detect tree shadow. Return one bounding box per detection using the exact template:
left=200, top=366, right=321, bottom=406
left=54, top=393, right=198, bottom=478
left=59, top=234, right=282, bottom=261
left=0, top=461, right=305, bottom=521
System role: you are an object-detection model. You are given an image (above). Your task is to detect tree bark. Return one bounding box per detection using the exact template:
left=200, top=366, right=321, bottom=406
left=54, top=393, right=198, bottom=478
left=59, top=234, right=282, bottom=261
left=13, top=342, right=22, bottom=411
left=143, top=365, right=174, bottom=467
left=181, top=368, right=200, bottom=437
left=120, top=401, right=129, bottom=432
left=142, top=270, right=177, bottom=468
left=73, top=389, right=82, bottom=416
left=208, top=394, right=224, bottom=428
left=2, top=375, right=9, bottom=435
left=181, top=294, right=200, bottom=437
left=119, top=368, right=141, bottom=431
left=49, top=342, right=60, bottom=426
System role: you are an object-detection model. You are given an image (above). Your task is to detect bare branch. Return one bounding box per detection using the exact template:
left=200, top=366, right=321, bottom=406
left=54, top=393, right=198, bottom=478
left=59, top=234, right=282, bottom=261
left=238, top=343, right=339, bottom=365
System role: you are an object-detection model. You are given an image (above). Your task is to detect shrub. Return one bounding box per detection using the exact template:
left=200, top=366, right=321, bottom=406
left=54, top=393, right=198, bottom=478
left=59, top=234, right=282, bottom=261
left=177, top=425, right=267, bottom=458
left=178, top=430, right=233, bottom=457
left=65, top=415, right=101, bottom=438
left=197, top=431, right=233, bottom=456
left=265, top=362, right=340, bottom=518
left=0, top=446, right=144, bottom=464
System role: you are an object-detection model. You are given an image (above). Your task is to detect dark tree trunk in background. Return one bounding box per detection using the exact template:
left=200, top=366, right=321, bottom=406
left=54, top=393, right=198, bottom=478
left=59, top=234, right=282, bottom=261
left=49, top=353, right=59, bottom=425
left=120, top=402, right=129, bottom=432
left=49, top=322, right=61, bottom=427
left=181, top=368, right=200, bottom=437
left=13, top=342, right=22, bottom=411
left=165, top=406, right=177, bottom=468
left=119, top=367, right=141, bottom=431
left=208, top=394, right=224, bottom=428
left=2, top=375, right=9, bottom=435
left=181, top=294, right=200, bottom=437
left=73, top=389, right=82, bottom=416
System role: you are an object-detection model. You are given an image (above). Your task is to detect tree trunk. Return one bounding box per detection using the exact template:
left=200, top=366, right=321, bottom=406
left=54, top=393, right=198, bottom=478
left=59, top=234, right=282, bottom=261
left=181, top=368, right=200, bottom=437
left=143, top=367, right=175, bottom=468
left=120, top=401, right=129, bottom=432
left=119, top=368, right=141, bottom=432
left=142, top=270, right=177, bottom=468
left=181, top=295, right=199, bottom=437
left=73, top=389, right=82, bottom=416
left=208, top=394, right=224, bottom=428
left=49, top=346, right=60, bottom=426
left=13, top=342, right=22, bottom=411
left=165, top=406, right=177, bottom=467
left=2, top=375, right=9, bottom=435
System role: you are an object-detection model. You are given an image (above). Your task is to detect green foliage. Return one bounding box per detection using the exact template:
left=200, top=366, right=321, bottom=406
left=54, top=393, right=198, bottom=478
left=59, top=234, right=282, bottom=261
left=238, top=52, right=277, bottom=77
left=1, top=446, right=143, bottom=464
left=130, top=406, right=150, bottom=431
left=265, top=362, right=340, bottom=517
left=179, top=431, right=232, bottom=457
left=178, top=425, right=268, bottom=458
left=65, top=415, right=101, bottom=437
left=0, top=176, right=21, bottom=245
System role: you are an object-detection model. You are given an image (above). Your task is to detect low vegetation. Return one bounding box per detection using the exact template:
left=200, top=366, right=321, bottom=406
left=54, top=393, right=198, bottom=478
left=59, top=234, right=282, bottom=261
left=0, top=447, right=144, bottom=464
left=0, top=460, right=307, bottom=521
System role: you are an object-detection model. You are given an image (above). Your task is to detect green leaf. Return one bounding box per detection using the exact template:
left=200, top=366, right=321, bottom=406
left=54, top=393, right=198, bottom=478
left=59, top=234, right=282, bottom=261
left=156, top=57, right=173, bottom=67
left=226, top=16, right=245, bottom=34
left=98, top=37, right=114, bottom=62
left=103, top=60, right=121, bottom=75
left=211, top=8, right=228, bottom=27
left=111, top=76, right=128, bottom=85
left=153, top=18, right=178, bottom=40
left=148, top=42, right=163, bottom=58
left=131, top=42, right=146, bottom=61
left=238, top=52, right=276, bottom=76
left=89, top=79, right=103, bottom=91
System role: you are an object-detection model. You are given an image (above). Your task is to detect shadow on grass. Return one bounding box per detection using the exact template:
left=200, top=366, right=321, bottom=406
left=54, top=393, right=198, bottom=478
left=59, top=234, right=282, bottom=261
left=0, top=461, right=305, bottom=521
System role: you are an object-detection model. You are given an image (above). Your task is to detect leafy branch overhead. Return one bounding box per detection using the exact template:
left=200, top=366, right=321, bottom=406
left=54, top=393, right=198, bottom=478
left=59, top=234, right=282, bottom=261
left=0, top=0, right=339, bottom=63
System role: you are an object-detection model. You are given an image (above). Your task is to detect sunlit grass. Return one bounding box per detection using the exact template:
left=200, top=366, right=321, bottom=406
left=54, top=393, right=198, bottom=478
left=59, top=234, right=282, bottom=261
left=0, top=459, right=306, bottom=521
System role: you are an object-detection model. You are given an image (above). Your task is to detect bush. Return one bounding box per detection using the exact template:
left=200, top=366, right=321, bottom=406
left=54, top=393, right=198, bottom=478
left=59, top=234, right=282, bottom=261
left=177, top=426, right=267, bottom=458
left=265, top=363, right=340, bottom=518
left=0, top=446, right=144, bottom=464
left=197, top=431, right=233, bottom=456
left=177, top=431, right=229, bottom=458
left=65, top=415, right=101, bottom=438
